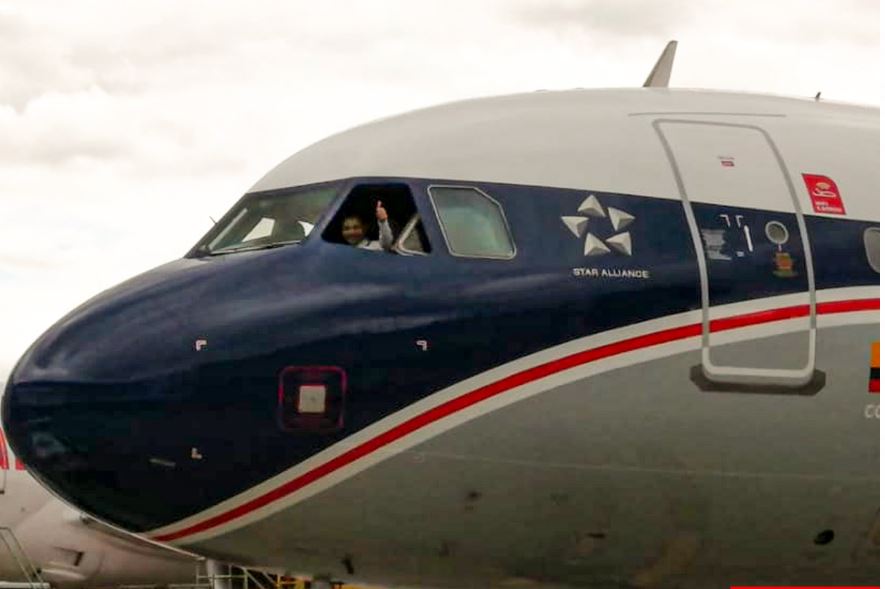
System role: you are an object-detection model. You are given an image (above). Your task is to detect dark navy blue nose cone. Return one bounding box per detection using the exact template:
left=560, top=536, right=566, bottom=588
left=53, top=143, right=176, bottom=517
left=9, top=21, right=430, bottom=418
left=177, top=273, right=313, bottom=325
left=2, top=257, right=222, bottom=531
left=1, top=252, right=325, bottom=532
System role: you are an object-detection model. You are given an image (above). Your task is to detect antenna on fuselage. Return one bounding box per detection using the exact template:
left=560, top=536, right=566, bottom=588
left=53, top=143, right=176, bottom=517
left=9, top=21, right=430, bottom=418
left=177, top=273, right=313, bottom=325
left=643, top=40, right=678, bottom=88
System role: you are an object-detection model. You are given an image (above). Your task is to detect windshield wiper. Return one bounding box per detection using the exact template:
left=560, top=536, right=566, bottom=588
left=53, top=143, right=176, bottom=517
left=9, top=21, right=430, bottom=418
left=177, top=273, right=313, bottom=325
left=208, top=240, right=301, bottom=256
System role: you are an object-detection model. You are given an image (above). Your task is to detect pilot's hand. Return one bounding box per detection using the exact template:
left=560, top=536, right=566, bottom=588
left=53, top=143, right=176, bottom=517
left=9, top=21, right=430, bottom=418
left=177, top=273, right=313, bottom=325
left=375, top=200, right=388, bottom=222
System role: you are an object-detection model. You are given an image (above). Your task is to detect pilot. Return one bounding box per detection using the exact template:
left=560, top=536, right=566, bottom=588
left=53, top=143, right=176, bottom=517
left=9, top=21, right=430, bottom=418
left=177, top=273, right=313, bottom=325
left=341, top=200, right=394, bottom=251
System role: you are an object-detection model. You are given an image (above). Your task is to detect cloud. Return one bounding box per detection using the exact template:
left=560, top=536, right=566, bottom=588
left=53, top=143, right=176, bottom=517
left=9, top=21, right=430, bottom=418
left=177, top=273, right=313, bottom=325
left=0, top=254, right=61, bottom=271
left=709, top=0, right=879, bottom=47
left=513, top=0, right=878, bottom=48
left=0, top=2, right=450, bottom=174
left=514, top=0, right=696, bottom=38
left=0, top=88, right=134, bottom=164
left=509, top=0, right=879, bottom=102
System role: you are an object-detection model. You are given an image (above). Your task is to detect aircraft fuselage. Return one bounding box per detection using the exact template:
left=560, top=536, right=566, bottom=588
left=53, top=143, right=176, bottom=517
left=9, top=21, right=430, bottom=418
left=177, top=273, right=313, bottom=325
left=3, top=89, right=879, bottom=587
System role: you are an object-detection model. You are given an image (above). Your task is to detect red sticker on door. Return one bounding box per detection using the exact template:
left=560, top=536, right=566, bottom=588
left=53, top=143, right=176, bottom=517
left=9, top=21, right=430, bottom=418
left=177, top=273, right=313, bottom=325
left=802, top=173, right=845, bottom=215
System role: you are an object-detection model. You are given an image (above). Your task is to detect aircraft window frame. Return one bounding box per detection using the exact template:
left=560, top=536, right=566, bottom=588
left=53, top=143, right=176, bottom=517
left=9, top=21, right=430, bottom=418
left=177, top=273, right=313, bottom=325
left=864, top=227, right=879, bottom=273
left=427, top=184, right=517, bottom=260
left=188, top=180, right=344, bottom=258
left=321, top=182, right=417, bottom=251
left=394, top=213, right=431, bottom=256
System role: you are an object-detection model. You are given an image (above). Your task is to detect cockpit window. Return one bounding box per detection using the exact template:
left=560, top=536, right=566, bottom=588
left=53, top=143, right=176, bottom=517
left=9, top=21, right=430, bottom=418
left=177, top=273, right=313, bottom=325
left=192, top=183, right=340, bottom=256
left=428, top=185, right=515, bottom=259
left=322, top=183, right=417, bottom=252
left=242, top=217, right=276, bottom=241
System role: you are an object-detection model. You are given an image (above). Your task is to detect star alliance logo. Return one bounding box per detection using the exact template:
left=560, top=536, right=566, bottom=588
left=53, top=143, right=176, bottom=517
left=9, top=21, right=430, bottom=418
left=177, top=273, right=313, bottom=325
left=561, top=194, right=634, bottom=256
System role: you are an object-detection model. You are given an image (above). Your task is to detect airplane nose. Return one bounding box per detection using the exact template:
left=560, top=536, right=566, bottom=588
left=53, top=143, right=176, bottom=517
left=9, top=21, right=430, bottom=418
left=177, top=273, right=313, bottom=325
left=1, top=283, right=202, bottom=531
left=1, top=253, right=360, bottom=535
left=1, top=258, right=236, bottom=532
left=2, top=249, right=422, bottom=537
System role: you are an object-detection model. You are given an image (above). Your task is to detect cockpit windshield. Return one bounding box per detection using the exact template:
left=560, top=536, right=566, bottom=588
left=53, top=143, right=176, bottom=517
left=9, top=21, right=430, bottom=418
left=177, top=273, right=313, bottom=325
left=192, top=183, right=341, bottom=256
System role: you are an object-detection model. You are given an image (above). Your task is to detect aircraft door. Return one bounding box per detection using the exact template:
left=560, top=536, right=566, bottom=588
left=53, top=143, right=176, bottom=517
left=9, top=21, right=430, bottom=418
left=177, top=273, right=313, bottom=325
left=655, top=120, right=816, bottom=388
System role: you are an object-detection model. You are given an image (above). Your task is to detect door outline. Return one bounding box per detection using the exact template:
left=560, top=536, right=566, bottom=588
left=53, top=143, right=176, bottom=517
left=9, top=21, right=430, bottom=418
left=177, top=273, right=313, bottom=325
left=653, top=119, right=817, bottom=387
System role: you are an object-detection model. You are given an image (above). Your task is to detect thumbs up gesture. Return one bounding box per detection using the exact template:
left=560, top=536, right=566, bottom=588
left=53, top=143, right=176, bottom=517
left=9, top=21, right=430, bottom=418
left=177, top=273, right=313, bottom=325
left=375, top=200, right=388, bottom=222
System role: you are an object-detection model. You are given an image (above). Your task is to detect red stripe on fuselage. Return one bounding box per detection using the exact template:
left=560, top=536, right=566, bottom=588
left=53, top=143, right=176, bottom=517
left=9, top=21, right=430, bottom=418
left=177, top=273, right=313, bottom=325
left=152, top=297, right=879, bottom=542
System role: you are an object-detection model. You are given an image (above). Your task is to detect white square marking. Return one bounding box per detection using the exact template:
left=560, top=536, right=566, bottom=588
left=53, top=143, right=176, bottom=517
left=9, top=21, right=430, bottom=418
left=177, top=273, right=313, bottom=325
left=297, top=385, right=327, bottom=414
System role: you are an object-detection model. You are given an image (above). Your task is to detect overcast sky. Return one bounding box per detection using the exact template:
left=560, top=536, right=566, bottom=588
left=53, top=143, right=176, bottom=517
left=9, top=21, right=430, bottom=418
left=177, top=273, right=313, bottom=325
left=0, top=0, right=880, bottom=384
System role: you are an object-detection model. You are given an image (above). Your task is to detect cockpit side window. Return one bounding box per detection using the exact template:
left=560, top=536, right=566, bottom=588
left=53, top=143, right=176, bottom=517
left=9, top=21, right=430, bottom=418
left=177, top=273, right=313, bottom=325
left=428, top=185, right=515, bottom=259
left=190, top=182, right=340, bottom=257
left=322, top=183, right=417, bottom=252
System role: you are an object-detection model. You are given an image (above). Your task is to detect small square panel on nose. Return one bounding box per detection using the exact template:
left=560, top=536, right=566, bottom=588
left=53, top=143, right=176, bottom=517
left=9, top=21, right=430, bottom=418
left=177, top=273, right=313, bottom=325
left=278, top=366, right=346, bottom=434
left=297, top=384, right=327, bottom=413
